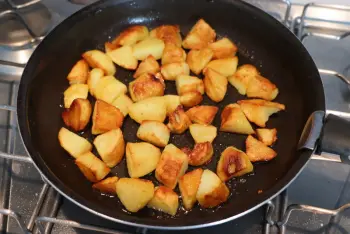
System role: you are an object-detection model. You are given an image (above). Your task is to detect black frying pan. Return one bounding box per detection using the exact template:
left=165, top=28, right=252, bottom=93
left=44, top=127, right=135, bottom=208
left=16, top=0, right=350, bottom=230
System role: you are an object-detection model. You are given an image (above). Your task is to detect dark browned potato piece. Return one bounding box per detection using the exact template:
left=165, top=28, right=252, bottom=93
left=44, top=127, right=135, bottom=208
left=62, top=98, right=92, bottom=131
left=129, top=73, right=165, bottom=102
left=167, top=105, right=192, bottom=134
left=186, top=105, right=218, bottom=125
left=92, top=100, right=124, bottom=135
left=182, top=142, right=214, bottom=166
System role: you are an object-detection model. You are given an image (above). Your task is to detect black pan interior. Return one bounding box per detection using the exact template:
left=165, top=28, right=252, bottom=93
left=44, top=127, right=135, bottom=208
left=17, top=0, right=325, bottom=228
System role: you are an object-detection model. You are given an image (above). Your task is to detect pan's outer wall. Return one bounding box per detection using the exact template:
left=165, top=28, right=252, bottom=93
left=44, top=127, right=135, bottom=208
left=17, top=0, right=325, bottom=229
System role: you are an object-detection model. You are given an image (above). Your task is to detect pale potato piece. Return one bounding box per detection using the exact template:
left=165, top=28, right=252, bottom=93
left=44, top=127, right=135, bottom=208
left=132, top=38, right=165, bottom=60
left=112, top=25, right=149, bottom=46
left=228, top=64, right=259, bottom=95
left=116, top=178, right=154, bottom=212
left=189, top=124, right=217, bottom=143
left=82, top=50, right=116, bottom=75
left=246, top=75, right=279, bottom=101
left=129, top=73, right=165, bottom=102
left=182, top=19, right=216, bottom=50
left=186, top=105, right=218, bottom=125
left=161, top=43, right=186, bottom=65
left=147, top=186, right=179, bottom=216
left=238, top=99, right=285, bottom=127
left=167, top=105, right=191, bottom=134
left=133, top=55, right=160, bottom=78
left=217, top=146, right=253, bottom=182
left=209, top=37, right=237, bottom=59
left=126, top=142, right=161, bottom=178
left=205, top=57, right=238, bottom=77
left=246, top=135, right=277, bottom=162
left=203, top=68, right=228, bottom=102
left=111, top=94, right=134, bottom=116
left=150, top=25, right=182, bottom=47
left=175, top=75, right=204, bottom=95
left=164, top=95, right=181, bottom=115
left=220, top=103, right=254, bottom=134
left=75, top=152, right=110, bottom=182
left=129, top=96, right=167, bottom=124
left=182, top=142, right=213, bottom=166
left=160, top=62, right=190, bottom=81
left=104, top=42, right=118, bottom=53
left=94, top=76, right=127, bottom=104
left=92, top=176, right=119, bottom=194
left=137, top=121, right=170, bottom=147
left=67, top=59, right=89, bottom=84
left=93, top=129, right=125, bottom=167
left=62, top=98, right=92, bottom=131
left=186, top=48, right=213, bottom=75
left=155, top=144, right=188, bottom=189
left=87, top=68, right=104, bottom=96
left=107, top=45, right=138, bottom=70
left=179, top=91, right=203, bottom=108
left=92, top=100, right=124, bottom=135
left=256, top=128, right=277, bottom=146
left=58, top=127, right=92, bottom=158
left=63, top=84, right=88, bottom=108
left=196, top=169, right=229, bottom=208
left=179, top=168, right=203, bottom=210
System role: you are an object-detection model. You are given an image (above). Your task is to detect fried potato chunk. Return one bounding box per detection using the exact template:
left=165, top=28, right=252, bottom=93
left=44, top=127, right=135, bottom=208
left=220, top=103, right=254, bottom=134
left=167, top=105, right=192, bottom=134
left=176, top=75, right=204, bottom=95
left=182, top=19, right=216, bottom=50
left=129, top=73, right=165, bottom=102
left=104, top=42, right=118, bottom=53
left=58, top=127, right=92, bottom=158
left=246, top=75, right=279, bottom=101
left=75, top=152, right=110, bottom=182
left=246, top=135, right=277, bottom=162
left=203, top=68, right=228, bottom=102
left=186, top=48, right=213, bottom=75
left=182, top=142, right=214, bottom=166
left=137, top=121, right=170, bottom=147
left=186, top=105, right=218, bottom=125
left=92, top=100, right=124, bottom=135
left=179, top=168, right=203, bottom=210
left=209, top=37, right=237, bottom=59
left=87, top=68, right=104, bottom=96
left=205, top=57, right=238, bottom=77
left=147, top=186, right=179, bottom=216
left=112, top=25, right=149, bottom=46
left=107, top=45, right=138, bottom=70
left=62, top=98, right=92, bottom=131
left=133, top=55, right=160, bottom=78
left=179, top=91, right=203, bottom=108
left=111, top=94, right=134, bottom=116
left=217, top=146, right=253, bottom=182
left=161, top=43, right=186, bottom=65
left=256, top=128, right=277, bottom=146
left=116, top=178, right=154, bottom=212
left=67, top=59, right=89, bottom=84
left=161, top=62, right=190, bottom=81
left=129, top=96, right=167, bottom=124
left=92, top=176, right=119, bottom=194
left=228, top=64, right=259, bottom=95
left=164, top=95, right=181, bottom=115
left=132, top=38, right=165, bottom=60
left=94, top=76, right=127, bottom=104
left=93, top=129, right=125, bottom=167
left=189, top=124, right=217, bottom=143
left=155, top=144, right=188, bottom=189
left=196, top=169, right=229, bottom=208
left=238, top=99, right=285, bottom=127
left=126, top=142, right=161, bottom=178
left=63, top=84, right=88, bottom=108
left=150, top=25, right=182, bottom=47
left=82, top=50, right=116, bottom=75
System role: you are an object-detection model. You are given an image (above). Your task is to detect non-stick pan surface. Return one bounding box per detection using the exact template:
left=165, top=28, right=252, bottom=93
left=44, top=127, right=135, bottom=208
left=17, top=0, right=325, bottom=229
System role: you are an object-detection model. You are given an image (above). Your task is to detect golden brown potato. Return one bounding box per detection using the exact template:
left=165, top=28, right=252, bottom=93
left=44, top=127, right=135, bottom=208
left=111, top=94, right=134, bottom=116
left=67, top=59, right=89, bottom=84
left=137, top=121, right=170, bottom=147
left=93, top=129, right=125, bottom=167
left=256, top=128, right=277, bottom=146
left=203, top=68, right=228, bottom=102
left=94, top=76, right=127, bottom=104
left=161, top=43, right=186, bottom=65
left=179, top=168, right=203, bottom=210
left=238, top=99, right=285, bottom=127
left=104, top=42, right=118, bottom=53
left=92, top=176, right=119, bottom=194
left=128, top=96, right=167, bottom=124
left=246, top=135, right=277, bottom=162
left=133, top=55, right=160, bottom=78
left=92, top=100, right=124, bottom=135
left=217, top=146, right=253, bottom=182
left=228, top=64, right=259, bottom=95
left=160, top=62, right=190, bottom=81
left=186, top=48, right=213, bottom=75
left=179, top=91, right=203, bottom=108
left=196, top=169, right=229, bottom=208
left=167, top=105, right=192, bottom=134
left=182, top=19, right=216, bottom=50
left=164, top=95, right=181, bottom=115
left=112, top=25, right=149, bottom=46
left=182, top=142, right=214, bottom=166
left=62, top=98, right=92, bottom=131
left=126, top=142, right=161, bottom=178
left=147, top=186, right=179, bottom=216
left=129, top=73, right=165, bottom=102
left=186, top=105, right=218, bottom=125
left=107, top=45, right=138, bottom=70
left=132, top=38, right=165, bottom=60
left=58, top=127, right=92, bottom=158
left=87, top=68, right=104, bottom=96
left=209, top=37, right=237, bottom=59
left=189, top=124, right=217, bottom=143
left=205, top=57, right=238, bottom=77
left=116, top=178, right=154, bottom=212
left=176, top=75, right=204, bottom=96
left=155, top=144, right=188, bottom=189
left=246, top=75, right=279, bottom=101
left=82, top=50, right=116, bottom=76
left=150, top=25, right=182, bottom=47
left=63, top=84, right=89, bottom=108
left=75, top=152, right=110, bottom=182
left=220, top=103, right=254, bottom=134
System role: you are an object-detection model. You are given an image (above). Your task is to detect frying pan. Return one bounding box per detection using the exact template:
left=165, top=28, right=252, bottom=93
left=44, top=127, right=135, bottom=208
left=14, top=0, right=350, bottom=230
